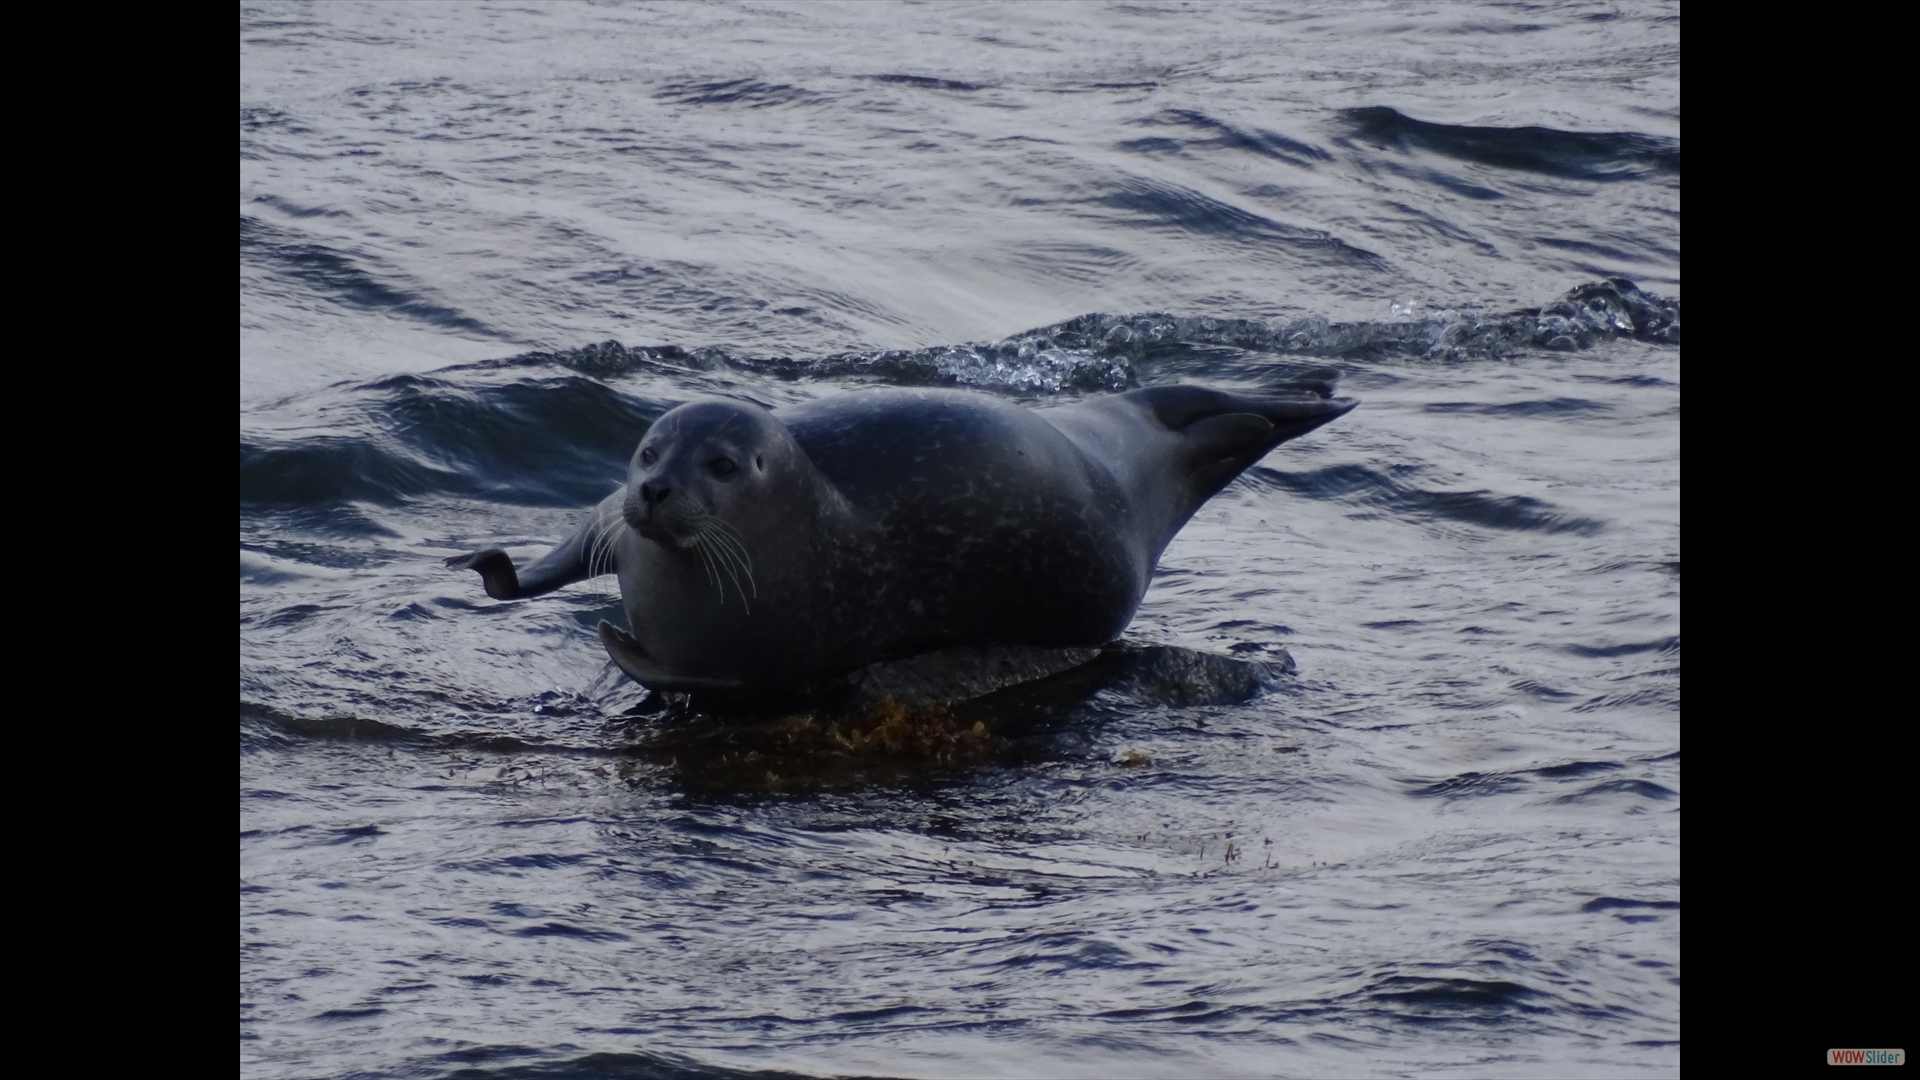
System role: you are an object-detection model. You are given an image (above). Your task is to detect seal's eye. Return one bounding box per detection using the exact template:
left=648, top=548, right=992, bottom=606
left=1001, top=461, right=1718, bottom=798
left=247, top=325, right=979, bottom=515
left=639, top=447, right=658, bottom=467
left=709, top=457, right=738, bottom=477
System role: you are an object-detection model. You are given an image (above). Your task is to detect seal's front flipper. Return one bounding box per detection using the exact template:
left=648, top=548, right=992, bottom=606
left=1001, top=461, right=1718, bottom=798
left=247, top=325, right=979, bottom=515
left=448, top=509, right=613, bottom=601
left=446, top=548, right=525, bottom=600
left=597, top=621, right=750, bottom=693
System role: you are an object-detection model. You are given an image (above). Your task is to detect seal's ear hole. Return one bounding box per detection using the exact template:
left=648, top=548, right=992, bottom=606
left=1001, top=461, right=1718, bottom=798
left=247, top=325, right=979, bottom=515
left=755, top=454, right=764, bottom=470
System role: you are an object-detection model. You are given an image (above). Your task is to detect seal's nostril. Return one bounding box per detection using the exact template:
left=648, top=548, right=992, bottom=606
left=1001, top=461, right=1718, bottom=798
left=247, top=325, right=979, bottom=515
left=639, top=482, right=672, bottom=507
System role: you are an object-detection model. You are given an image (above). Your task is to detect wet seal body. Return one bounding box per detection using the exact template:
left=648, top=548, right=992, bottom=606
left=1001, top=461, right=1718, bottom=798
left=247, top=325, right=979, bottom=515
left=448, top=377, right=1356, bottom=693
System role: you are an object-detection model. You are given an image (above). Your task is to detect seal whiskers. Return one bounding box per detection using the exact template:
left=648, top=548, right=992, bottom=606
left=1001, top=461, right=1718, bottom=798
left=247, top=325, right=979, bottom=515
left=688, top=528, right=722, bottom=599
left=694, top=518, right=755, bottom=611
left=691, top=533, right=729, bottom=606
left=586, top=512, right=619, bottom=578
left=702, top=518, right=757, bottom=598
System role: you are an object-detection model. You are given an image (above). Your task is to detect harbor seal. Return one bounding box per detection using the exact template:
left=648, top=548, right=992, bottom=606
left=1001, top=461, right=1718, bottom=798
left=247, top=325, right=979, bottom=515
left=447, top=377, right=1355, bottom=693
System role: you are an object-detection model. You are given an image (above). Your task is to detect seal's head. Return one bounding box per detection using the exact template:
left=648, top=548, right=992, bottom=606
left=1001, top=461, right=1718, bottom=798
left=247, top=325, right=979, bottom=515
left=622, top=399, right=802, bottom=551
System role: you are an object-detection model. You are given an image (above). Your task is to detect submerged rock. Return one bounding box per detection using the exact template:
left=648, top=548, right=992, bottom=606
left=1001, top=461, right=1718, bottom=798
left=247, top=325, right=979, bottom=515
left=620, top=641, right=1297, bottom=792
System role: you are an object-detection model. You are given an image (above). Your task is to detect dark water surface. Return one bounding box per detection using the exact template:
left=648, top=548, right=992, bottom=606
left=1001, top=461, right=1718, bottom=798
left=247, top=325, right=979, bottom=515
left=241, top=4, right=1679, bottom=1077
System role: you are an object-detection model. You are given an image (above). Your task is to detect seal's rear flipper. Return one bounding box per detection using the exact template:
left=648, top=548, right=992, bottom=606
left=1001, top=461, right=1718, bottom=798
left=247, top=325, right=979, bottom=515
left=1243, top=390, right=1358, bottom=446
left=1128, top=379, right=1358, bottom=509
left=598, top=621, right=750, bottom=693
left=1135, top=382, right=1356, bottom=453
left=1179, top=413, right=1276, bottom=462
left=1273, top=367, right=1342, bottom=398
